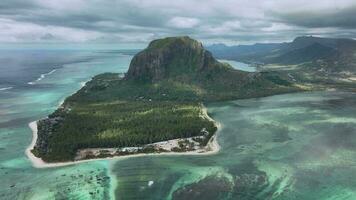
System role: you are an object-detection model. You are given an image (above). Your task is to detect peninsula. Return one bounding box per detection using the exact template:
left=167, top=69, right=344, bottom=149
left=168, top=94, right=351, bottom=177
left=28, top=36, right=300, bottom=165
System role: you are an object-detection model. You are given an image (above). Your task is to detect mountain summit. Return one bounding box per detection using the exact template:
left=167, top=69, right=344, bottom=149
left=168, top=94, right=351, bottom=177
left=126, top=36, right=223, bottom=81
left=123, top=36, right=298, bottom=101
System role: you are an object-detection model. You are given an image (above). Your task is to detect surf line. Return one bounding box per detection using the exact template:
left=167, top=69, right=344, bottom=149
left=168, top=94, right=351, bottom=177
left=28, top=69, right=57, bottom=85
left=0, top=87, right=13, bottom=91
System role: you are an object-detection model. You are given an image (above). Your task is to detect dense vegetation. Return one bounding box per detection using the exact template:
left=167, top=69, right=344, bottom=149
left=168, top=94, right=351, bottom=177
left=34, top=97, right=216, bottom=162
left=33, top=36, right=299, bottom=162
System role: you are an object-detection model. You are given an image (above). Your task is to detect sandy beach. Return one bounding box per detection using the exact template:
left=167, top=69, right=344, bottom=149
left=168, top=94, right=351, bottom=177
left=25, top=119, right=221, bottom=169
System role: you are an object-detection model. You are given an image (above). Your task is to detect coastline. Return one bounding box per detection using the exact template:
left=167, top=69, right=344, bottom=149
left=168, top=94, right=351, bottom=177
left=58, top=79, right=90, bottom=108
left=25, top=78, right=221, bottom=168
left=25, top=119, right=221, bottom=169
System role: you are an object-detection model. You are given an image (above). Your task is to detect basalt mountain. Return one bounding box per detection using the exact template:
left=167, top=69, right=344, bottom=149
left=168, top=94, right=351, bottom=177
left=126, top=36, right=222, bottom=82
left=120, top=36, right=298, bottom=101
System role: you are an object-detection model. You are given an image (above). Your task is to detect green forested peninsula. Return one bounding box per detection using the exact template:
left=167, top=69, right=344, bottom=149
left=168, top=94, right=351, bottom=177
left=32, top=36, right=301, bottom=162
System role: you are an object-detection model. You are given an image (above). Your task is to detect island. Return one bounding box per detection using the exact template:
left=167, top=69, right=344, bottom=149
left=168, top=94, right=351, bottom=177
left=27, top=36, right=301, bottom=166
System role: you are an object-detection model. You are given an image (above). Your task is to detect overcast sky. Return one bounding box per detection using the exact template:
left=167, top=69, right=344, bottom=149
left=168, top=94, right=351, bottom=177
left=1, top=0, right=356, bottom=45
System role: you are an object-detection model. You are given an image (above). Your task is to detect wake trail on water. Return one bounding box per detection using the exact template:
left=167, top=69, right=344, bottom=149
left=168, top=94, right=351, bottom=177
left=28, top=69, right=57, bottom=85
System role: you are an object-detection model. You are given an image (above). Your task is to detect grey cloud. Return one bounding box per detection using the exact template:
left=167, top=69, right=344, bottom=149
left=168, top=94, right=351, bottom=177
left=0, top=0, right=36, bottom=10
left=272, top=6, right=356, bottom=29
left=0, top=0, right=355, bottom=44
left=40, top=33, right=57, bottom=41
left=1, top=1, right=168, bottom=34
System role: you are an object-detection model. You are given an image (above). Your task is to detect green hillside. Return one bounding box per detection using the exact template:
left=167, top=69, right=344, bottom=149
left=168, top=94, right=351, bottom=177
left=33, top=36, right=300, bottom=162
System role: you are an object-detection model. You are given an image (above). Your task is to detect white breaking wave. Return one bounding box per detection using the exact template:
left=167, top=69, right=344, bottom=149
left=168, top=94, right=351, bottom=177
left=28, top=69, right=57, bottom=85
left=80, top=81, right=86, bottom=87
left=0, top=87, right=13, bottom=91
left=148, top=181, right=154, bottom=187
left=58, top=99, right=64, bottom=107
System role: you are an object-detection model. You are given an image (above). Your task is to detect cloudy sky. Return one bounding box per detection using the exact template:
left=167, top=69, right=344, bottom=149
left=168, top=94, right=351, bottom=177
left=1, top=0, right=356, bottom=45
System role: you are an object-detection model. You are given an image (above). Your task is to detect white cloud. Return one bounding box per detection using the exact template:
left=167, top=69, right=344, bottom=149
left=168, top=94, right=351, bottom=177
left=261, top=23, right=296, bottom=32
left=168, top=17, right=200, bottom=29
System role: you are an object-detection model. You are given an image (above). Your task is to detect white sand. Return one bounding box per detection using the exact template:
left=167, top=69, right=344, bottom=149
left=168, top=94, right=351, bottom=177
left=25, top=105, right=221, bottom=169
left=25, top=121, right=48, bottom=168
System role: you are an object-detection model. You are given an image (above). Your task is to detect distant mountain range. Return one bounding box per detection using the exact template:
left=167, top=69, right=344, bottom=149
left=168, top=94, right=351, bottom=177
left=207, top=36, right=356, bottom=72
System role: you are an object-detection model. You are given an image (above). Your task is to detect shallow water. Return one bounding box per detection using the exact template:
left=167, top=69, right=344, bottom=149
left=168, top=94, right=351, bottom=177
left=0, top=48, right=132, bottom=199
left=112, top=91, right=356, bottom=200
left=1, top=47, right=356, bottom=200
left=218, top=59, right=256, bottom=72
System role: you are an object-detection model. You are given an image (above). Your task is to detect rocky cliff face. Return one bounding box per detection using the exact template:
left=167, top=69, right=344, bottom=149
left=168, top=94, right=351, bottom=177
left=126, top=36, right=222, bottom=81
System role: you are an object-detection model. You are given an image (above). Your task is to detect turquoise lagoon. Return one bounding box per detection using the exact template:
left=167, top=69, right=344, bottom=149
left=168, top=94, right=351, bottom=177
left=218, top=59, right=256, bottom=72
left=1, top=47, right=356, bottom=199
